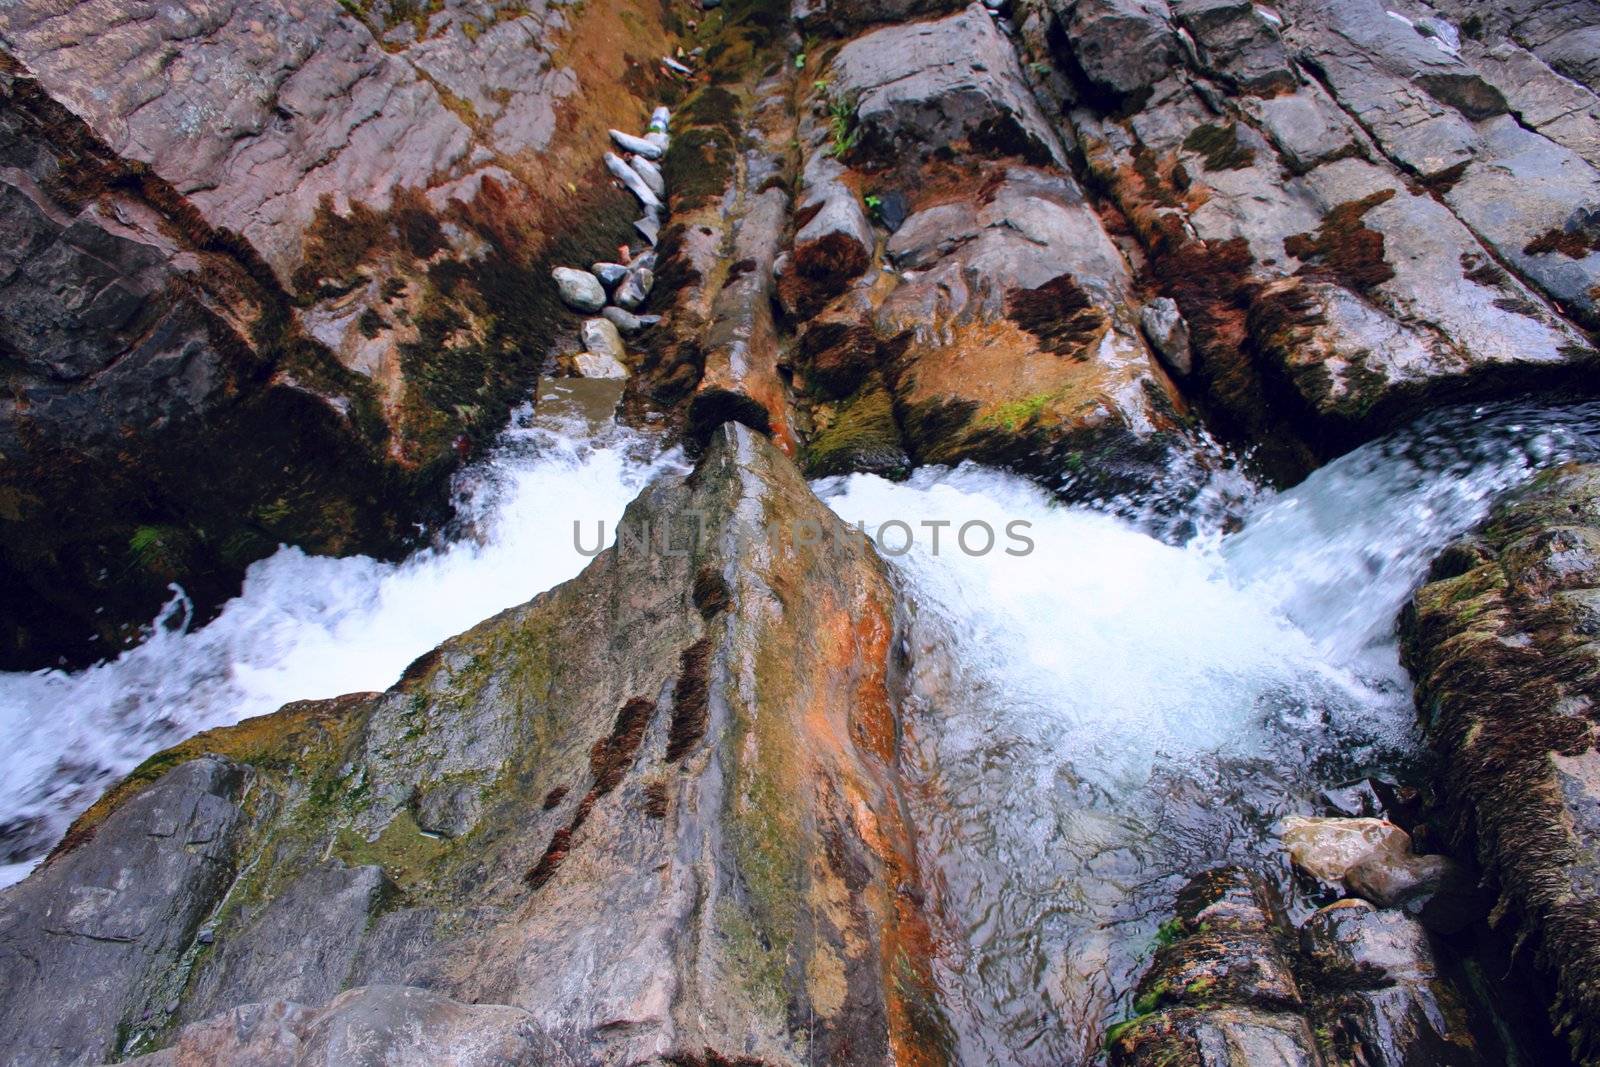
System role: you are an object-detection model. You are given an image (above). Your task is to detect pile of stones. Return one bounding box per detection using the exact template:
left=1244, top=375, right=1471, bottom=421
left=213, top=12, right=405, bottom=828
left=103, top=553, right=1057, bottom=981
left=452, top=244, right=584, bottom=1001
left=550, top=105, right=671, bottom=378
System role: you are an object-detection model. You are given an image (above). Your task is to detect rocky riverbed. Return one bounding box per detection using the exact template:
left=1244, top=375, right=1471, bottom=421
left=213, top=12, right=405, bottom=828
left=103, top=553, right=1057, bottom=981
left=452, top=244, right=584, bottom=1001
left=4, top=0, right=1600, bottom=1064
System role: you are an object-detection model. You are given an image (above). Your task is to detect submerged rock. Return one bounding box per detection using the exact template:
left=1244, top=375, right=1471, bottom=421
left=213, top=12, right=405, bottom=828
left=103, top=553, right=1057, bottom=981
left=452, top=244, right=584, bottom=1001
left=1300, top=900, right=1482, bottom=1066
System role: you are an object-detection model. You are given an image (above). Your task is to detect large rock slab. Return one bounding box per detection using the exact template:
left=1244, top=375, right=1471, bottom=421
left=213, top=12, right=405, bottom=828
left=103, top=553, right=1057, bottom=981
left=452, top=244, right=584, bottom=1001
left=0, top=0, right=670, bottom=667
left=0, top=425, right=949, bottom=1066
left=0, top=757, right=252, bottom=1066
left=828, top=4, right=1067, bottom=168
left=1403, top=463, right=1600, bottom=1062
left=1442, top=116, right=1600, bottom=328
left=877, top=163, right=1187, bottom=493
left=126, top=986, right=544, bottom=1067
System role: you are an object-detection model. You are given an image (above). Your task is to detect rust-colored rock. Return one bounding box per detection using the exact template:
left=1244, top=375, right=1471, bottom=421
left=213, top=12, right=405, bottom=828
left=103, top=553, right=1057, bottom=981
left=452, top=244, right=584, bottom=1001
left=0, top=425, right=949, bottom=1066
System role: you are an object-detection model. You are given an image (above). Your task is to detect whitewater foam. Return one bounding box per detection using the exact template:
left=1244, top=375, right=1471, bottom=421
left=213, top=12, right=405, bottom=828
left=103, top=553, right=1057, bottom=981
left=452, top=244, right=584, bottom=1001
left=0, top=381, right=677, bottom=887
left=816, top=398, right=1600, bottom=1062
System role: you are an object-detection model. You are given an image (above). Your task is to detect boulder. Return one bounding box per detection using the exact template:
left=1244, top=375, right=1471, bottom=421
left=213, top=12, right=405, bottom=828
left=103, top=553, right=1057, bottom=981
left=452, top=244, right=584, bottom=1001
left=1112, top=867, right=1485, bottom=1066
left=1300, top=900, right=1483, bottom=1066
left=795, top=0, right=969, bottom=32
left=600, top=307, right=656, bottom=333
left=1049, top=0, right=1181, bottom=105
left=592, top=261, right=631, bottom=288
left=1171, top=0, right=1295, bottom=94
left=575, top=351, right=629, bottom=379
left=1344, top=850, right=1483, bottom=934
left=1281, top=815, right=1413, bottom=884
left=777, top=153, right=875, bottom=319
left=554, top=268, right=609, bottom=312
left=877, top=165, right=1185, bottom=492
left=0, top=425, right=949, bottom=1065
left=580, top=317, right=628, bottom=367
left=614, top=267, right=655, bottom=311
left=827, top=4, right=1067, bottom=168
left=1106, top=867, right=1321, bottom=1066
left=1403, top=463, right=1600, bottom=1062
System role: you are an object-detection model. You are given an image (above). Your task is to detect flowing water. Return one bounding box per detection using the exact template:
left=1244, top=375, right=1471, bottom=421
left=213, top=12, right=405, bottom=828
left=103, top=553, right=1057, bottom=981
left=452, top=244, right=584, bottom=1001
left=2, top=385, right=1599, bottom=1062
left=0, top=380, right=679, bottom=889
left=815, top=398, right=1600, bottom=1063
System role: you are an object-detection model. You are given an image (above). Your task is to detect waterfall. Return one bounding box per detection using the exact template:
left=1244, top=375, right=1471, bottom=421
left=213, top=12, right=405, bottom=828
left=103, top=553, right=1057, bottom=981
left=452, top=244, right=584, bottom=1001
left=0, top=381, right=679, bottom=888
left=815, top=398, right=1600, bottom=1063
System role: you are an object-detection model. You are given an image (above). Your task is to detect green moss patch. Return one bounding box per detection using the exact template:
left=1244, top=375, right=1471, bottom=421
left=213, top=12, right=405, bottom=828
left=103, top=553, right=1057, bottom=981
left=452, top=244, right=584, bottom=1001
left=1182, top=122, right=1255, bottom=171
left=804, top=378, right=910, bottom=479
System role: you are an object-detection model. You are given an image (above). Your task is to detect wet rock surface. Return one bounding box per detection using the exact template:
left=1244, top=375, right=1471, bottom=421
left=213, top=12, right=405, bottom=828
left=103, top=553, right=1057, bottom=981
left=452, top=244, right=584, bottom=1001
left=0, top=0, right=673, bottom=667
left=7, top=0, right=1600, bottom=1062
left=1109, top=866, right=1484, bottom=1067
left=1404, top=462, right=1600, bottom=1062
left=0, top=425, right=947, bottom=1066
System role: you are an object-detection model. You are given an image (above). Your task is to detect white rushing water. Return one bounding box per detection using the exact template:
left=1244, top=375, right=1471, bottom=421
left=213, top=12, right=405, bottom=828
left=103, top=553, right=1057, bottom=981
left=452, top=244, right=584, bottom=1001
left=3, top=381, right=1598, bottom=1059
left=815, top=399, right=1600, bottom=1063
left=0, top=380, right=677, bottom=889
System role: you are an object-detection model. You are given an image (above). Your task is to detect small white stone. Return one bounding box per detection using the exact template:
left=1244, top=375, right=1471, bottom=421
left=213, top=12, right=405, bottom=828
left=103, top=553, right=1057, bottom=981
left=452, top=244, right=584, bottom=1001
left=575, top=351, right=627, bottom=379
left=580, top=317, right=627, bottom=363
left=610, top=129, right=664, bottom=160
left=552, top=267, right=606, bottom=311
